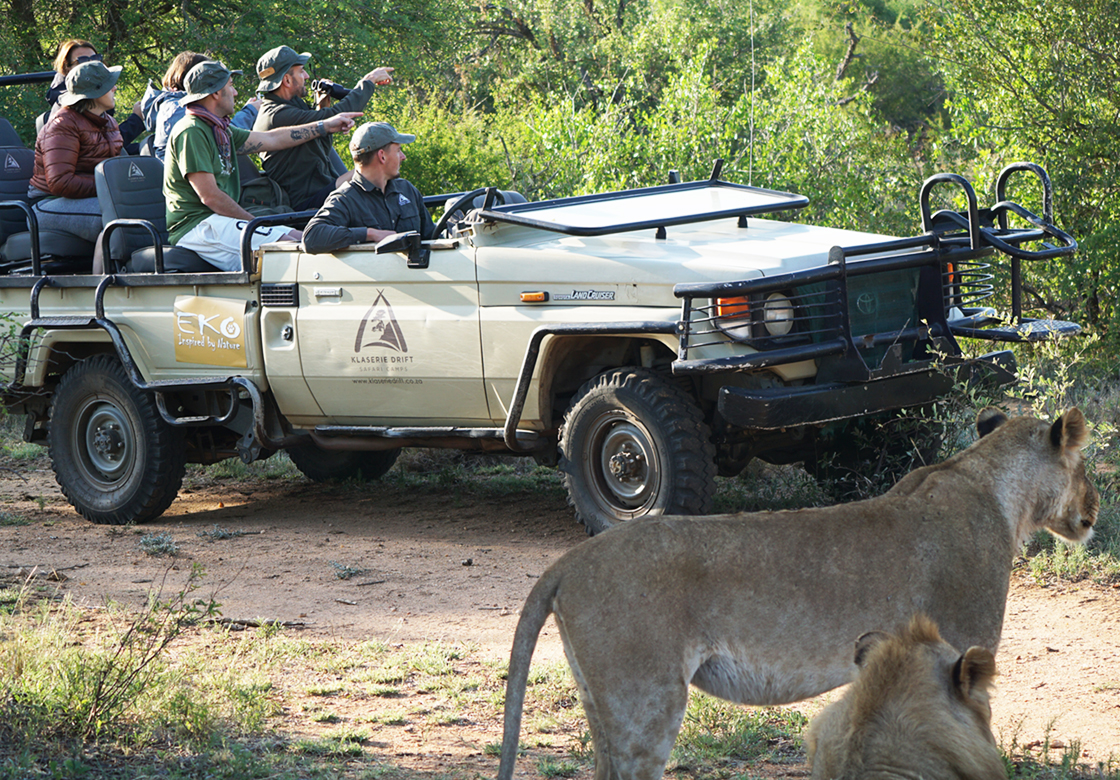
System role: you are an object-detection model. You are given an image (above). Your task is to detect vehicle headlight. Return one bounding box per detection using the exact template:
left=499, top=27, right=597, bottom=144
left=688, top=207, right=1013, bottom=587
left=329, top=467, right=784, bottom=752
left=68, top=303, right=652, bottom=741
left=763, top=293, right=795, bottom=336
left=715, top=296, right=752, bottom=339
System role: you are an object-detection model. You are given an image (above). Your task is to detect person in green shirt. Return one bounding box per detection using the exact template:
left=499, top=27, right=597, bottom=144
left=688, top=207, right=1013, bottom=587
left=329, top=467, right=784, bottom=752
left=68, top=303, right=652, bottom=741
left=164, top=60, right=360, bottom=271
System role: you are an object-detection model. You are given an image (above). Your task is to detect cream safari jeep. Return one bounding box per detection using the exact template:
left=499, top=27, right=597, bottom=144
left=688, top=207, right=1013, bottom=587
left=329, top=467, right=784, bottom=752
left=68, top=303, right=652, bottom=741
left=0, top=161, right=1079, bottom=532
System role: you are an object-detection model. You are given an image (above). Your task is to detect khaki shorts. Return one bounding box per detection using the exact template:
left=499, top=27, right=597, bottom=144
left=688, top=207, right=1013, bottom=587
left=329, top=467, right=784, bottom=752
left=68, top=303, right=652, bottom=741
left=176, top=214, right=296, bottom=272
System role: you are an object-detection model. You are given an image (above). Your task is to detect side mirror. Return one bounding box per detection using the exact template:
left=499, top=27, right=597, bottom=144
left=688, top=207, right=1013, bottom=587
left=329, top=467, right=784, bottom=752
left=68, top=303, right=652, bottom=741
left=374, top=231, right=428, bottom=269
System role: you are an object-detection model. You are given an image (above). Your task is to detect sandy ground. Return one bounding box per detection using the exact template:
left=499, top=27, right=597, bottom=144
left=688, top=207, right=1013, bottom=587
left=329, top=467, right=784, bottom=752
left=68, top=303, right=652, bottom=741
left=2, top=460, right=1119, bottom=772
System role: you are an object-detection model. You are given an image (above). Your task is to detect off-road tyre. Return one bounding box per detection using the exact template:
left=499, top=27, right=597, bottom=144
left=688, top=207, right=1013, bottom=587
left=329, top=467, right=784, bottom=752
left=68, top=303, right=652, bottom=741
left=559, top=367, right=717, bottom=535
left=48, top=354, right=186, bottom=525
left=286, top=444, right=400, bottom=482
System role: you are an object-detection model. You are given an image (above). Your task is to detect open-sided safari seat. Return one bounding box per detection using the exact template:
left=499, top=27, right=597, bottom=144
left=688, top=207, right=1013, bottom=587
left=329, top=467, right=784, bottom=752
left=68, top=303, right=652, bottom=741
left=94, top=156, right=215, bottom=273
left=0, top=144, right=95, bottom=274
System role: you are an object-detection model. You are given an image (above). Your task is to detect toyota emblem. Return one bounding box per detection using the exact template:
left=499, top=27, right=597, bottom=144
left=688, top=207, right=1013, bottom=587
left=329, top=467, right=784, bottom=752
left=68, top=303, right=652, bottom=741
left=856, top=292, right=877, bottom=315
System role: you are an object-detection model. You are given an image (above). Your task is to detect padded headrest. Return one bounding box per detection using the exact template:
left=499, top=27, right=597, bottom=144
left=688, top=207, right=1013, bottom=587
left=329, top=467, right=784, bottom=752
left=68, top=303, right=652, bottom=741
left=95, top=156, right=166, bottom=258
left=0, top=117, right=23, bottom=147
left=0, top=146, right=35, bottom=242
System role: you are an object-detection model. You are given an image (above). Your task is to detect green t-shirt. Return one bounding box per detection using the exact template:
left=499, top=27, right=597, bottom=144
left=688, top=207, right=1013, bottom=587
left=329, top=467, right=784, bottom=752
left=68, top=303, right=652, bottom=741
left=164, top=118, right=251, bottom=244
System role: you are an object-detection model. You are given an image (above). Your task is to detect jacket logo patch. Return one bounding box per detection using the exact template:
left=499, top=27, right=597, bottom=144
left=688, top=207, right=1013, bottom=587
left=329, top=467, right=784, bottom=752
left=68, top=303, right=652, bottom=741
left=4, top=153, right=20, bottom=171
left=354, top=290, right=408, bottom=354
left=398, top=193, right=411, bottom=206
left=128, top=162, right=145, bottom=181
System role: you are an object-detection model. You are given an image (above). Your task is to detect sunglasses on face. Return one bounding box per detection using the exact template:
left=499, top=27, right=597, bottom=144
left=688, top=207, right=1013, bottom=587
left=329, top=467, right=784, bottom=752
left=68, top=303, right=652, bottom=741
left=70, top=52, right=103, bottom=66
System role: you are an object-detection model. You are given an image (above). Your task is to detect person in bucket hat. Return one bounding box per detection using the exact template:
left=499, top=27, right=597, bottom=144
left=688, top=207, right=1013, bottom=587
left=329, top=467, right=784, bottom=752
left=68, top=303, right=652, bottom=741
left=163, top=60, right=363, bottom=271
left=253, top=44, right=394, bottom=212
left=42, top=41, right=145, bottom=150
left=302, top=121, right=434, bottom=255
left=28, top=59, right=127, bottom=247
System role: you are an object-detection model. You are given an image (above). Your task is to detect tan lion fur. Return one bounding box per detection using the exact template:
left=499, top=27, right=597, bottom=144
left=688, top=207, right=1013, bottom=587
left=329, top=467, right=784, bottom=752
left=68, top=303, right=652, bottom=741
left=806, top=614, right=1004, bottom=780
left=497, top=408, right=1097, bottom=780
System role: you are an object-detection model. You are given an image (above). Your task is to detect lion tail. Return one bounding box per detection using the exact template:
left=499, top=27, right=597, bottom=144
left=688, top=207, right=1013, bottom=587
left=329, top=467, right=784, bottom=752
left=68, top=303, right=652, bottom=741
left=498, top=565, right=562, bottom=780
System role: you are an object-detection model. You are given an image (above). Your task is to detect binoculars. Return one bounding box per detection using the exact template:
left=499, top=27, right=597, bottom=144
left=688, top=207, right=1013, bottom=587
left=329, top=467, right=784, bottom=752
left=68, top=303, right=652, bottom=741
left=311, top=79, right=351, bottom=100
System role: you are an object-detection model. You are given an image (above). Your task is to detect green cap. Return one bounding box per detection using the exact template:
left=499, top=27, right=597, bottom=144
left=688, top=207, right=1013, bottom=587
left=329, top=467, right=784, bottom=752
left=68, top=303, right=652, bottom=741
left=350, top=122, right=416, bottom=157
left=256, top=45, right=311, bottom=92
left=180, top=61, right=242, bottom=106
left=58, top=61, right=122, bottom=107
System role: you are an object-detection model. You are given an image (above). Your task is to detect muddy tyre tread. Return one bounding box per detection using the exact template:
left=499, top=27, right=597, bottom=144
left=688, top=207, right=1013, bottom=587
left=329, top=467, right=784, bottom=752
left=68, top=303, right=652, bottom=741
left=559, top=367, right=717, bottom=535
left=49, top=354, right=186, bottom=525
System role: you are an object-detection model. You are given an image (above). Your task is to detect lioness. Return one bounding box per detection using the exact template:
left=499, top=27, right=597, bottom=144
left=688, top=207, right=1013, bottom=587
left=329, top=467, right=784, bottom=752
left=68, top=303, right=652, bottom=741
left=498, top=408, right=1096, bottom=780
left=806, top=614, right=1004, bottom=780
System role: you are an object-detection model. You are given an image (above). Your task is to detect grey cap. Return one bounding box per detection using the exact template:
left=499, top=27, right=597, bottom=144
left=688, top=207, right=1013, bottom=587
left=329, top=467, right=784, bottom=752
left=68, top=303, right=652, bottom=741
left=256, top=45, right=311, bottom=92
left=58, top=61, right=122, bottom=107
left=180, top=61, right=242, bottom=106
left=350, top=122, right=416, bottom=157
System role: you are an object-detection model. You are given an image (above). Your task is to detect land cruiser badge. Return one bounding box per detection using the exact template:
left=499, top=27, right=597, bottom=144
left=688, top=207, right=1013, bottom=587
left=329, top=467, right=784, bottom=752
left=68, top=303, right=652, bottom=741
left=354, top=291, right=407, bottom=353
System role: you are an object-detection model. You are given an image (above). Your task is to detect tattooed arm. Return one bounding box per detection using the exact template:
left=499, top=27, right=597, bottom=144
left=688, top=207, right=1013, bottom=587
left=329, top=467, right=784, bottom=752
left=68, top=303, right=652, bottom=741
left=237, top=112, right=362, bottom=154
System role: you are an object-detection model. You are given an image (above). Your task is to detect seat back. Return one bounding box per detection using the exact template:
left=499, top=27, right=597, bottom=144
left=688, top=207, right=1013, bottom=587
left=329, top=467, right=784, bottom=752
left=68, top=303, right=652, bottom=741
left=0, top=117, right=24, bottom=147
left=0, top=145, right=34, bottom=245
left=95, top=156, right=167, bottom=259
left=94, top=155, right=214, bottom=273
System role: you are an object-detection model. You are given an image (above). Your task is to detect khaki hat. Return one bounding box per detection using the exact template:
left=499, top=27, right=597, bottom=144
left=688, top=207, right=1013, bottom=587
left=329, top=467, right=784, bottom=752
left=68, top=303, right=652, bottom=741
left=180, top=61, right=242, bottom=106
left=256, top=45, right=311, bottom=92
left=350, top=122, right=416, bottom=157
left=58, top=61, right=122, bottom=107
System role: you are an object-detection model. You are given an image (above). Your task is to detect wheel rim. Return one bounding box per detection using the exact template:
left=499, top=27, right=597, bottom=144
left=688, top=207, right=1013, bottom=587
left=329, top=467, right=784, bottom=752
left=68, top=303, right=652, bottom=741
left=73, top=397, right=135, bottom=488
left=584, top=411, right=661, bottom=514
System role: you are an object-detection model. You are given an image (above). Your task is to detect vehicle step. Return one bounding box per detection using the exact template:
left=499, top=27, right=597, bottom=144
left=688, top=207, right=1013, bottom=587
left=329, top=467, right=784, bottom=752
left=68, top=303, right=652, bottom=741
left=25, top=316, right=98, bottom=329
left=950, top=318, right=1080, bottom=342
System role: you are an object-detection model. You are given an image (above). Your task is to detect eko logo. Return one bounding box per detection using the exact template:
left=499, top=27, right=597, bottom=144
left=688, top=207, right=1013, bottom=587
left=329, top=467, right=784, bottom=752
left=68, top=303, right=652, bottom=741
left=354, top=290, right=407, bottom=353
left=176, top=311, right=242, bottom=339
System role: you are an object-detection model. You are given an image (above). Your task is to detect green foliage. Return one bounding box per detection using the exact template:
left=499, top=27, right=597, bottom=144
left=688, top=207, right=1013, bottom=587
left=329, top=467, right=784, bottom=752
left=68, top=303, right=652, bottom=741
left=138, top=532, right=179, bottom=557
left=0, top=566, right=219, bottom=747
left=672, top=693, right=808, bottom=766
left=932, top=0, right=1120, bottom=330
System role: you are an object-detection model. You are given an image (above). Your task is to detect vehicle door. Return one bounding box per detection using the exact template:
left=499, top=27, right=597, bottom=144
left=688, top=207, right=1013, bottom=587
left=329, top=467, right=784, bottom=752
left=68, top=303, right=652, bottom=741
left=294, top=245, right=490, bottom=424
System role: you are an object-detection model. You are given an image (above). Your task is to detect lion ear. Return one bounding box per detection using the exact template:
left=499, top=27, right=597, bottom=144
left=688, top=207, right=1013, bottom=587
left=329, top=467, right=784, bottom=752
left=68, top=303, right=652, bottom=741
left=976, top=407, right=1009, bottom=438
left=853, top=631, right=890, bottom=667
left=1050, top=408, right=1089, bottom=451
left=953, top=646, right=997, bottom=699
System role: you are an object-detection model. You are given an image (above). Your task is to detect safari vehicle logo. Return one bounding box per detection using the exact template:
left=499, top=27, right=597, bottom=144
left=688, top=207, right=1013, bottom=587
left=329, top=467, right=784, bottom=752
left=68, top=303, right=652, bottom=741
left=173, top=295, right=248, bottom=368
left=4, top=153, right=21, bottom=171
left=354, top=290, right=407, bottom=353
left=128, top=162, right=145, bottom=181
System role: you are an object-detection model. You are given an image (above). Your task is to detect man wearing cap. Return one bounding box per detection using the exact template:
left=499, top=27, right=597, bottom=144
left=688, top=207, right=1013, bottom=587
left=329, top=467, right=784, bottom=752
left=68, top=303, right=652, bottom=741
left=302, top=122, right=435, bottom=255
left=29, top=60, right=125, bottom=244
left=164, top=60, right=362, bottom=272
left=253, top=45, right=393, bottom=212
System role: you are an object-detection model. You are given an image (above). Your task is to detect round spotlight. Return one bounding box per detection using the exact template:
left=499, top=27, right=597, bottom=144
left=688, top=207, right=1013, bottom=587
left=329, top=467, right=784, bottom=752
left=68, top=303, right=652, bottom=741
left=763, top=293, right=794, bottom=336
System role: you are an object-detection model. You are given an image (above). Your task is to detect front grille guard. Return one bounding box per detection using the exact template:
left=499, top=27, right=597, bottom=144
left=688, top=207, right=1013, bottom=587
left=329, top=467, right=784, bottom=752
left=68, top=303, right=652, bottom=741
left=673, top=163, right=1080, bottom=377
left=673, top=238, right=971, bottom=380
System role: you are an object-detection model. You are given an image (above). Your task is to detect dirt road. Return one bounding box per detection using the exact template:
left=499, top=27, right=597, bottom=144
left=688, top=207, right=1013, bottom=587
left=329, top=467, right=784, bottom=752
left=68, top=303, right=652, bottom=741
left=2, top=462, right=1119, bottom=767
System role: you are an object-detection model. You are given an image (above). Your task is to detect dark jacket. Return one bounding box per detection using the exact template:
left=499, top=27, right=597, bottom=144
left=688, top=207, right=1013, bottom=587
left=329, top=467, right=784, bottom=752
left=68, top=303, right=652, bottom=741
left=30, top=107, right=122, bottom=199
left=253, top=79, right=377, bottom=209
left=302, top=173, right=434, bottom=255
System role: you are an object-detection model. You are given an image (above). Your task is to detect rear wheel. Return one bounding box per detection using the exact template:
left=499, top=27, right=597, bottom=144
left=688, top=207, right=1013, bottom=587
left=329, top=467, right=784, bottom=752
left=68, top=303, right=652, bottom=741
left=286, top=443, right=400, bottom=482
left=560, top=368, right=717, bottom=535
left=49, top=355, right=185, bottom=524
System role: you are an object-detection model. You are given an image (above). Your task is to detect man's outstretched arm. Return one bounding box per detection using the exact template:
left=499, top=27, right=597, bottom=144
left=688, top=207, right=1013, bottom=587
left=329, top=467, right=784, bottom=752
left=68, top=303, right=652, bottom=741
left=239, top=112, right=362, bottom=154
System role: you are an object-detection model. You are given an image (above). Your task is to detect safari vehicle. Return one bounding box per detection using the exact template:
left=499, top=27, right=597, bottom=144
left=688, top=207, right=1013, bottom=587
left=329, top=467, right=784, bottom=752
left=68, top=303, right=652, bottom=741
left=0, top=154, right=1079, bottom=533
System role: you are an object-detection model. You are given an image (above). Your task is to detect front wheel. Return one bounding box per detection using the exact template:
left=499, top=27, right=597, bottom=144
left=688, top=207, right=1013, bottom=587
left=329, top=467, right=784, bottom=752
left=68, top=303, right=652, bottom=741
left=286, top=443, right=400, bottom=482
left=560, top=368, right=717, bottom=535
left=49, top=355, right=186, bottom=524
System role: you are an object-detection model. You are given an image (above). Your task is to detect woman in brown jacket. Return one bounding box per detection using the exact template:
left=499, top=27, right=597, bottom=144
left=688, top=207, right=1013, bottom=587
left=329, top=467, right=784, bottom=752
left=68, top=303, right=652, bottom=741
left=30, top=60, right=124, bottom=244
